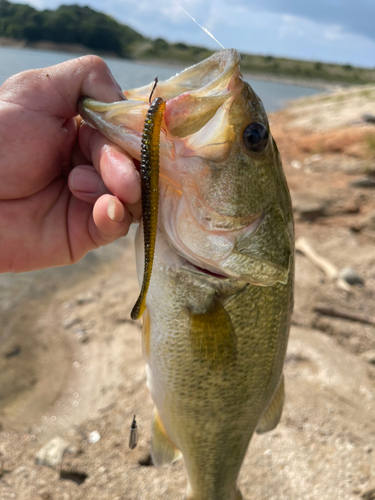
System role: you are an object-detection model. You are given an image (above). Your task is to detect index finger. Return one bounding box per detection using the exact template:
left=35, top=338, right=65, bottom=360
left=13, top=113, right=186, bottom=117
left=0, top=55, right=125, bottom=118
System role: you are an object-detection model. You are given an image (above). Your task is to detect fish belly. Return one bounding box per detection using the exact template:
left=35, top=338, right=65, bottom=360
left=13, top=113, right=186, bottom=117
left=139, top=232, right=293, bottom=500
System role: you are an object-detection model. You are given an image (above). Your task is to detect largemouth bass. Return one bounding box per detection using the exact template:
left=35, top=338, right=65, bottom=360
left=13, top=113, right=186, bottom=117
left=79, top=49, right=294, bottom=500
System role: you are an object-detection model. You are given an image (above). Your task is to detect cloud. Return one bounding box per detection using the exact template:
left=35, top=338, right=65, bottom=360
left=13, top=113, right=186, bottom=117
left=235, top=0, right=375, bottom=45
left=8, top=0, right=375, bottom=67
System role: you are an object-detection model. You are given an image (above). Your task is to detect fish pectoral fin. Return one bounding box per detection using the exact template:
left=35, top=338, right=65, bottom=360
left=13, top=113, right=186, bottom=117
left=256, top=374, right=285, bottom=434
left=151, top=409, right=182, bottom=467
left=190, top=296, right=237, bottom=370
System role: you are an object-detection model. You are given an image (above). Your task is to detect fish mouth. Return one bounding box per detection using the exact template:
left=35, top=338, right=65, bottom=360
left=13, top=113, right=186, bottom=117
left=188, top=263, right=229, bottom=280
left=78, top=49, right=243, bottom=164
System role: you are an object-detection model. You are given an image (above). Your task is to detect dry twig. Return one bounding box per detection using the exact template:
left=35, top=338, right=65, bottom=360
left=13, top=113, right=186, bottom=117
left=295, top=237, right=351, bottom=291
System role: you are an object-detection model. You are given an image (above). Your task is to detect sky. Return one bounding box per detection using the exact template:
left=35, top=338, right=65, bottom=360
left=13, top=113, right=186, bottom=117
left=10, top=0, right=375, bottom=68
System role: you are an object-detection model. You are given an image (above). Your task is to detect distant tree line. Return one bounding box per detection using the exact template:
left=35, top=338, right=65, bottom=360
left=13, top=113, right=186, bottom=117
left=0, top=0, right=374, bottom=85
left=0, top=0, right=145, bottom=57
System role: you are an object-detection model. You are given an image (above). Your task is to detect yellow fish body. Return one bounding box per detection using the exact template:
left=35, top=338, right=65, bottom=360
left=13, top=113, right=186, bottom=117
left=79, top=49, right=294, bottom=500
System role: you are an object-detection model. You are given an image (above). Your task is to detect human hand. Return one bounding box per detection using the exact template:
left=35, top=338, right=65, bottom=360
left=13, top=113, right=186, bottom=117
left=0, top=56, right=141, bottom=273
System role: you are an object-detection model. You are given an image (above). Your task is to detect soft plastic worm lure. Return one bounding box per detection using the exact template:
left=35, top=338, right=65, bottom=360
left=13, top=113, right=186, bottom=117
left=131, top=94, right=165, bottom=320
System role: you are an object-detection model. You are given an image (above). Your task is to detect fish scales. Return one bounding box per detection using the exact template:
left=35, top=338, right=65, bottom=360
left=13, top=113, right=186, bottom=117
left=79, top=48, right=294, bottom=500
left=145, top=236, right=293, bottom=500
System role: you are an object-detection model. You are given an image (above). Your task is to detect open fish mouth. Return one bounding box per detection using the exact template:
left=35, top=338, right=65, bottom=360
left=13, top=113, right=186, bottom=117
left=79, top=49, right=293, bottom=288
left=187, top=263, right=230, bottom=280
left=78, top=49, right=243, bottom=166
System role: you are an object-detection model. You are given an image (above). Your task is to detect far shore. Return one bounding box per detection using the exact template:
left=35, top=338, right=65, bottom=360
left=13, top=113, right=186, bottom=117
left=0, top=38, right=345, bottom=91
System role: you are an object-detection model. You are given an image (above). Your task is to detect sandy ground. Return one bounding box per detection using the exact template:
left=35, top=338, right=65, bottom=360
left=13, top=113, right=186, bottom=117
left=0, top=85, right=375, bottom=500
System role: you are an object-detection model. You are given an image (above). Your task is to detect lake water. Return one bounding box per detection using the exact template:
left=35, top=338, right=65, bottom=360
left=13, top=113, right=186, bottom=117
left=0, top=46, right=322, bottom=111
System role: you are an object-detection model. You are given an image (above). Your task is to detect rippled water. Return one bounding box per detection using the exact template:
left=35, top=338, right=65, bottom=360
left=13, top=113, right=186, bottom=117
left=0, top=46, right=321, bottom=111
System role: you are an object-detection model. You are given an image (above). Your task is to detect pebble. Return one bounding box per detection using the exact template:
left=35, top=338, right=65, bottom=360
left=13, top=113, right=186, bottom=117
left=294, top=201, right=326, bottom=221
left=291, top=160, right=302, bottom=169
left=349, top=177, right=375, bottom=188
left=35, top=437, right=75, bottom=470
left=362, top=113, right=375, bottom=124
left=88, top=431, right=101, bottom=444
left=76, top=291, right=95, bottom=305
left=339, top=267, right=365, bottom=286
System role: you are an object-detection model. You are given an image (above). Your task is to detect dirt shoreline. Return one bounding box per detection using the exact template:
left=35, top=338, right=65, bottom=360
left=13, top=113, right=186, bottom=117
left=0, top=86, right=375, bottom=499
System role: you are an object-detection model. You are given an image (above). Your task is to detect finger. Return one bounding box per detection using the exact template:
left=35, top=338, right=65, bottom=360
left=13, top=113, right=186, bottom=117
left=69, top=165, right=109, bottom=204
left=1, top=55, right=126, bottom=118
left=67, top=194, right=132, bottom=262
left=70, top=165, right=142, bottom=221
left=90, top=194, right=132, bottom=246
left=78, top=123, right=141, bottom=205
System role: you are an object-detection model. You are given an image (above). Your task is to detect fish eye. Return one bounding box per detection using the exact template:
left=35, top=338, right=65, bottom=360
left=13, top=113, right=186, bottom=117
left=243, top=123, right=269, bottom=154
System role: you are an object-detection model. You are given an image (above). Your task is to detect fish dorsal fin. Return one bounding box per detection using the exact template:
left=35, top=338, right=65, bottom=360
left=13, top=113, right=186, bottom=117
left=256, top=374, right=285, bottom=434
left=151, top=409, right=182, bottom=467
left=190, top=296, right=237, bottom=369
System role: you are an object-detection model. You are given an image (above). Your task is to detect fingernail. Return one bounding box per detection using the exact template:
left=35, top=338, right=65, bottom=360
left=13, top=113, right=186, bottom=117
left=71, top=166, right=103, bottom=193
left=107, top=197, right=125, bottom=222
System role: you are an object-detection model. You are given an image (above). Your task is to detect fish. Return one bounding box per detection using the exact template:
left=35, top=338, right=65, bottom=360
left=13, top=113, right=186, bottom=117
left=79, top=48, right=294, bottom=500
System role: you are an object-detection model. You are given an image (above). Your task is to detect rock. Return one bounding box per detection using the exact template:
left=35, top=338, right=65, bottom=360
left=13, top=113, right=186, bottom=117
left=294, top=201, right=326, bottom=221
left=362, top=113, right=375, bottom=124
left=339, top=266, right=365, bottom=286
left=291, top=160, right=302, bottom=169
left=35, top=437, right=75, bottom=470
left=88, top=431, right=101, bottom=444
left=350, top=177, right=375, bottom=188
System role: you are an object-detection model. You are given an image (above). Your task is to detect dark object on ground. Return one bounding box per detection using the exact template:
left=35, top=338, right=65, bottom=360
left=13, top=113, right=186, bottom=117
left=339, top=267, right=365, bottom=286
left=314, top=304, right=375, bottom=325
left=4, top=345, right=21, bottom=359
left=59, top=470, right=88, bottom=485
left=350, top=177, right=375, bottom=188
left=362, top=114, right=375, bottom=124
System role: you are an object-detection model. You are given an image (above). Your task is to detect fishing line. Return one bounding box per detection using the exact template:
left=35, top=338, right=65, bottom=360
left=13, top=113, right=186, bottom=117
left=173, top=1, right=225, bottom=49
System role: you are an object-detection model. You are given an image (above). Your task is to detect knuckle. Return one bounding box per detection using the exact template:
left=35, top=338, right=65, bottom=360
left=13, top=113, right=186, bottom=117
left=79, top=55, right=108, bottom=74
